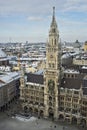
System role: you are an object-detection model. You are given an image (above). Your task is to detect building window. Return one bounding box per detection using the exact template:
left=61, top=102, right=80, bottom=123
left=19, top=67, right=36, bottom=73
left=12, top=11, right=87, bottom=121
left=52, top=63, right=54, bottom=68
left=74, top=91, right=79, bottom=95
left=83, top=101, right=87, bottom=105
left=52, top=39, right=53, bottom=45
left=67, top=98, right=71, bottom=101
left=64, top=74, right=66, bottom=77
left=75, top=75, right=77, bottom=78
left=40, top=103, right=44, bottom=106
left=68, top=74, right=70, bottom=78
left=67, top=89, right=72, bottom=94
left=49, top=96, right=52, bottom=101
left=72, top=75, right=74, bottom=78
left=74, top=104, right=77, bottom=108
left=73, top=99, right=78, bottom=102
left=49, top=102, right=52, bottom=106
left=49, top=63, right=51, bottom=68
left=55, top=39, right=56, bottom=45
left=26, top=84, right=28, bottom=87
left=41, top=87, right=44, bottom=90
left=60, top=97, right=64, bottom=100
left=60, top=88, right=65, bottom=93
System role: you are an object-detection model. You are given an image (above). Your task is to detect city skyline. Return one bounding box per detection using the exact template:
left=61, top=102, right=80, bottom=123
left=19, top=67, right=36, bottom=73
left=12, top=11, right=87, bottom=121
left=0, top=0, right=87, bottom=43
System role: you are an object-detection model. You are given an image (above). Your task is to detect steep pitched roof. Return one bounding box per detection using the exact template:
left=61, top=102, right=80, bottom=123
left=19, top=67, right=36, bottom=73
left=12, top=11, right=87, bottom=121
left=61, top=77, right=82, bottom=89
left=26, top=73, right=44, bottom=85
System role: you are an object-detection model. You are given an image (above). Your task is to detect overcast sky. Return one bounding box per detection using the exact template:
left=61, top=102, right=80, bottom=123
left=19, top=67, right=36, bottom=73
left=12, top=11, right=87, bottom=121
left=0, top=0, right=87, bottom=43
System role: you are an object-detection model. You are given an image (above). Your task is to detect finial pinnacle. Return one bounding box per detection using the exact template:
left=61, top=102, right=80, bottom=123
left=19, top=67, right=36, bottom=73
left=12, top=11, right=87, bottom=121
left=53, top=6, right=55, bottom=17
left=50, top=6, right=57, bottom=27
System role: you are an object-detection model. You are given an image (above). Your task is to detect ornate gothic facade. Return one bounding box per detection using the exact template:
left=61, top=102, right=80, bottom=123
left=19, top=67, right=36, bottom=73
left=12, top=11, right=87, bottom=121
left=20, top=7, right=87, bottom=127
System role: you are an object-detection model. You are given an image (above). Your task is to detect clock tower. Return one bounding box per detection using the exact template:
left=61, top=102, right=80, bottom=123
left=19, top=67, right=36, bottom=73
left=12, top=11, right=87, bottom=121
left=44, top=7, right=61, bottom=120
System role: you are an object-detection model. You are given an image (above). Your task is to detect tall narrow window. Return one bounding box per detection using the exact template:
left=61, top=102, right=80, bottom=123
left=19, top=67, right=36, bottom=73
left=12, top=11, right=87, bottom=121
left=52, top=39, right=53, bottom=45
left=55, top=39, right=56, bottom=45
left=52, top=63, right=54, bottom=68
left=49, top=63, right=51, bottom=68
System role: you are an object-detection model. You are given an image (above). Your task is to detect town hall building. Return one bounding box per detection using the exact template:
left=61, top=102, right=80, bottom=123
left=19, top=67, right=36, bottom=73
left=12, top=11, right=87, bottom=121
left=20, top=7, right=87, bottom=127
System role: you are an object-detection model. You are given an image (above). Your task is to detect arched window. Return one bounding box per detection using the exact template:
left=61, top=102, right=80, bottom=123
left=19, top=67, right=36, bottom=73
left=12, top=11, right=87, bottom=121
left=49, top=102, right=52, bottom=106
left=49, top=96, right=52, bottom=101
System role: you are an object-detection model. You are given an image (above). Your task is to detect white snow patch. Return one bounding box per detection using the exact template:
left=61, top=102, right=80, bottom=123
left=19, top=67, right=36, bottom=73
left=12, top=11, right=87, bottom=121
left=12, top=115, right=37, bottom=122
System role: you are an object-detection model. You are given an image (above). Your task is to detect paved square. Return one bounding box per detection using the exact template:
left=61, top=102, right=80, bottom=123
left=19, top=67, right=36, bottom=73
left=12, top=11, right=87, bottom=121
left=0, top=112, right=84, bottom=130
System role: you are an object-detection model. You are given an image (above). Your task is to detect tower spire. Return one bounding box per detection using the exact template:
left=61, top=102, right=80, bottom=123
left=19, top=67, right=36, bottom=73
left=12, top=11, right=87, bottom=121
left=49, top=7, right=58, bottom=35
left=53, top=6, right=55, bottom=21
left=51, top=6, right=56, bottom=25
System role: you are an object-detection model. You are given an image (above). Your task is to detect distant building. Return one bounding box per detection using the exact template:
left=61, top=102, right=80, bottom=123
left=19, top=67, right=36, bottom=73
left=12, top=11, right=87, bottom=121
left=61, top=53, right=73, bottom=67
left=73, top=40, right=81, bottom=52
left=0, top=72, right=20, bottom=111
left=20, top=7, right=87, bottom=127
left=84, top=41, right=87, bottom=52
left=0, top=49, right=9, bottom=66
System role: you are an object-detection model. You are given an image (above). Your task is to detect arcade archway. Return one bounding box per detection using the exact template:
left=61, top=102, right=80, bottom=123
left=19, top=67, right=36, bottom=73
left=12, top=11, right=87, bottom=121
left=81, top=119, right=86, bottom=128
left=48, top=107, right=54, bottom=120
left=24, top=106, right=28, bottom=113
left=58, top=114, right=64, bottom=120
left=39, top=110, right=44, bottom=117
left=34, top=108, right=38, bottom=114
left=72, top=116, right=77, bottom=124
left=29, top=107, right=33, bottom=113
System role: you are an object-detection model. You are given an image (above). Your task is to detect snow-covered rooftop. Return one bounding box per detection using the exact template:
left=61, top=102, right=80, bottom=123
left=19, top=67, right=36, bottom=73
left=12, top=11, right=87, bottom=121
left=82, top=66, right=87, bottom=69
left=0, top=48, right=6, bottom=58
left=64, top=69, right=79, bottom=74
left=0, top=71, right=20, bottom=87
left=34, top=69, right=44, bottom=75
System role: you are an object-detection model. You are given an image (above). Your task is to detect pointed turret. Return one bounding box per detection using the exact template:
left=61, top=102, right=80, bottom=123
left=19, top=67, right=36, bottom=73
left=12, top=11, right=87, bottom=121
left=51, top=7, right=57, bottom=27
left=49, top=7, right=58, bottom=35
